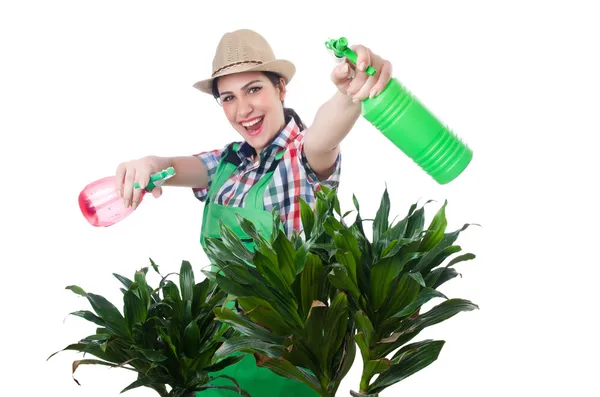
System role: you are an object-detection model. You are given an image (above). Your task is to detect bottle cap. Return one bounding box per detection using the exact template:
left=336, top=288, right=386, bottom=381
left=325, top=37, right=377, bottom=76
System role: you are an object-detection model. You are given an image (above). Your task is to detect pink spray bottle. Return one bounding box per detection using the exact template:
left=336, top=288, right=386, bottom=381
left=78, top=167, right=175, bottom=227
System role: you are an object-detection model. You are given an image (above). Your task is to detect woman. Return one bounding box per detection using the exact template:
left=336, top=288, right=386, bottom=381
left=114, top=29, right=392, bottom=396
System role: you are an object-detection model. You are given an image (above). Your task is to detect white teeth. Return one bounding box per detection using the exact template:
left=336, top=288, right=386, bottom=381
left=241, top=117, right=263, bottom=127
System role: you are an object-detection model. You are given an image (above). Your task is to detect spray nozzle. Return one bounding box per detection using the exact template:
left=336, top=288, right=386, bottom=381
left=134, top=167, right=176, bottom=191
left=325, top=37, right=376, bottom=76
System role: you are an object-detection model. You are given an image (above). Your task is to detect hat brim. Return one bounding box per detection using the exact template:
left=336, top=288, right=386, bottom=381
left=193, top=59, right=296, bottom=95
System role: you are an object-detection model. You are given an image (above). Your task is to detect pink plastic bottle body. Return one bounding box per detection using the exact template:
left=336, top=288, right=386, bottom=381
left=78, top=176, right=145, bottom=227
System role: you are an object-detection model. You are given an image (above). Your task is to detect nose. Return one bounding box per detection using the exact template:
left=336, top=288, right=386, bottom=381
left=236, top=96, right=253, bottom=119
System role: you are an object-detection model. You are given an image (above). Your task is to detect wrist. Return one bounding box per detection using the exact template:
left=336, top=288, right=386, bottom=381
left=149, top=155, right=173, bottom=171
left=334, top=90, right=361, bottom=111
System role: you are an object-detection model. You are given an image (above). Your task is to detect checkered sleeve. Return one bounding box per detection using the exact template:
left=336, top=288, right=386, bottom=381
left=191, top=145, right=225, bottom=202
left=300, top=143, right=342, bottom=190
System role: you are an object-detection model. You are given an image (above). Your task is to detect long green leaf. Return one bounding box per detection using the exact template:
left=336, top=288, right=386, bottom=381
left=419, top=200, right=448, bottom=251
left=148, top=258, right=161, bottom=275
left=299, top=253, right=327, bottom=321
left=214, top=258, right=257, bottom=287
left=68, top=310, right=105, bottom=327
left=273, top=232, right=297, bottom=286
left=129, top=347, right=168, bottom=362
left=350, top=391, right=379, bottom=397
left=379, top=268, right=420, bottom=324
left=66, top=285, right=87, bottom=297
left=407, top=272, right=426, bottom=287
left=430, top=267, right=461, bottom=289
left=281, top=335, right=321, bottom=377
left=369, top=340, right=445, bottom=393
left=413, top=223, right=474, bottom=273
left=372, top=187, right=390, bottom=244
left=85, top=292, right=130, bottom=339
left=404, top=205, right=425, bottom=239
left=391, top=287, right=447, bottom=319
left=374, top=298, right=478, bottom=358
left=328, top=266, right=361, bottom=305
left=235, top=213, right=272, bottom=247
left=253, top=251, right=291, bottom=296
left=298, top=197, right=315, bottom=239
left=213, top=273, right=253, bottom=299
left=365, top=358, right=391, bottom=375
left=294, top=240, right=311, bottom=275
left=202, top=355, right=245, bottom=373
left=71, top=359, right=128, bottom=385
left=336, top=251, right=358, bottom=286
left=197, top=374, right=251, bottom=397
left=218, top=220, right=254, bottom=262
left=133, top=269, right=151, bottom=308
left=47, top=343, right=97, bottom=361
left=213, top=336, right=283, bottom=360
left=204, top=236, right=249, bottom=268
left=123, top=285, right=147, bottom=331
left=370, top=252, right=422, bottom=312
left=448, top=252, right=477, bottom=267
left=304, top=301, right=327, bottom=367
left=380, top=215, right=409, bottom=246
left=380, top=238, right=413, bottom=259
left=255, top=354, right=328, bottom=397
left=323, top=292, right=349, bottom=372
left=354, top=332, right=370, bottom=362
left=120, top=375, right=174, bottom=394
left=237, top=297, right=295, bottom=335
left=161, top=280, right=182, bottom=320
left=334, top=228, right=362, bottom=266
left=355, top=311, right=376, bottom=347
left=215, top=267, right=303, bottom=330
left=191, top=279, right=212, bottom=316
left=332, top=328, right=357, bottom=391
left=183, top=319, right=201, bottom=358
left=214, top=307, right=279, bottom=342
left=180, top=260, right=195, bottom=303
left=112, top=274, right=133, bottom=291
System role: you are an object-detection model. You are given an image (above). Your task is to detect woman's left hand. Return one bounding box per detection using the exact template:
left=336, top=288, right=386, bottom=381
left=331, top=45, right=393, bottom=103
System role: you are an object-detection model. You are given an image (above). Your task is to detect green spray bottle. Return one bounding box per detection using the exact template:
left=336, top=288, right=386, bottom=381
left=325, top=37, right=473, bottom=184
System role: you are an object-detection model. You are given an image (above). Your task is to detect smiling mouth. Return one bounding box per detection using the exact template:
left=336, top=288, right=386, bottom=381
left=241, top=116, right=264, bottom=136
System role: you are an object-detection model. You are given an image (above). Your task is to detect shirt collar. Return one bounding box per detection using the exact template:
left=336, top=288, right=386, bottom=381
left=236, top=116, right=300, bottom=163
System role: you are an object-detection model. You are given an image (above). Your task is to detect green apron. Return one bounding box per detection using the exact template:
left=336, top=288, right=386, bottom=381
left=199, top=143, right=317, bottom=397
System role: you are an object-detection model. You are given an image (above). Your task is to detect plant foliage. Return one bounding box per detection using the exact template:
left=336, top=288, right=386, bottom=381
left=49, top=260, right=250, bottom=397
left=204, top=186, right=479, bottom=396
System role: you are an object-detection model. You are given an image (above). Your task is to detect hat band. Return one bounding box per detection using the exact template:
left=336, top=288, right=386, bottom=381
left=212, top=60, right=264, bottom=76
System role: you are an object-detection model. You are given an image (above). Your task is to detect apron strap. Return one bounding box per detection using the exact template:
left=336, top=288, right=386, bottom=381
left=206, top=142, right=240, bottom=204
left=245, top=149, right=285, bottom=209
left=207, top=143, right=286, bottom=209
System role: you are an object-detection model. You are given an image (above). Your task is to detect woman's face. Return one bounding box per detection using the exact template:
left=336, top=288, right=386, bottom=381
left=216, top=72, right=286, bottom=156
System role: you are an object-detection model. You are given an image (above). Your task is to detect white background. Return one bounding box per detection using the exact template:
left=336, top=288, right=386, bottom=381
left=2, top=0, right=599, bottom=396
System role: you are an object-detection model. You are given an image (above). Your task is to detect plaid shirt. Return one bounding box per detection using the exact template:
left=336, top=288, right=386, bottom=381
left=192, top=117, right=342, bottom=237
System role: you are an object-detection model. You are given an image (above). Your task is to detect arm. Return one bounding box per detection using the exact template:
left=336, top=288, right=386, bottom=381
left=117, top=150, right=219, bottom=208
left=123, top=155, right=209, bottom=189
left=303, top=45, right=393, bottom=179
left=161, top=155, right=210, bottom=189
left=302, top=91, right=361, bottom=179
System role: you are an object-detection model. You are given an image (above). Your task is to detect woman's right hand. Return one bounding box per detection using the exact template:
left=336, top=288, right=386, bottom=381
left=115, top=155, right=171, bottom=209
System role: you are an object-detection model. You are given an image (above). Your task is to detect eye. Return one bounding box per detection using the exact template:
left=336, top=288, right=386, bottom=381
left=221, top=95, right=234, bottom=102
left=248, top=86, right=262, bottom=94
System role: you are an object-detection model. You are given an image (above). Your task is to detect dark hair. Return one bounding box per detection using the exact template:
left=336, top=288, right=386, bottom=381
left=211, top=71, right=306, bottom=130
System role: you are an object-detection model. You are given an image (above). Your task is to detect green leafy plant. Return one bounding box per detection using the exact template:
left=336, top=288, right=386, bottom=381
left=202, top=203, right=356, bottom=397
left=204, top=186, right=479, bottom=396
left=49, top=259, right=250, bottom=397
left=318, top=189, right=479, bottom=396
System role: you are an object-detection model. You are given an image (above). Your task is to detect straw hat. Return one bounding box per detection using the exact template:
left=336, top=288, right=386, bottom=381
left=193, top=29, right=296, bottom=95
